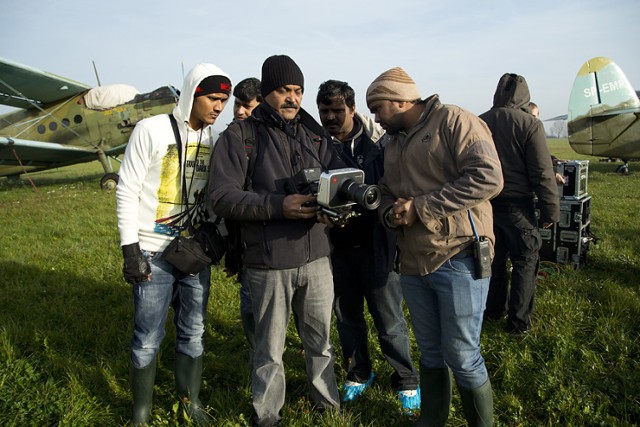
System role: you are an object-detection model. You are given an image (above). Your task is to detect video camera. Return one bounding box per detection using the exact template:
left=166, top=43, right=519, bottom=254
left=290, top=167, right=382, bottom=226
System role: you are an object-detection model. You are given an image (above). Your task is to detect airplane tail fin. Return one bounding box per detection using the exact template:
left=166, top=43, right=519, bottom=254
left=568, top=57, right=640, bottom=121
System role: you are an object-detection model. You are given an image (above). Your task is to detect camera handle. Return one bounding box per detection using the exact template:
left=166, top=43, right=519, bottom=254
left=321, top=206, right=360, bottom=227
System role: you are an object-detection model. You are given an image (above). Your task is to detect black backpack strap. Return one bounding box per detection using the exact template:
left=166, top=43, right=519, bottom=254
left=169, top=113, right=181, bottom=161
left=224, top=119, right=259, bottom=280
left=238, top=119, right=259, bottom=191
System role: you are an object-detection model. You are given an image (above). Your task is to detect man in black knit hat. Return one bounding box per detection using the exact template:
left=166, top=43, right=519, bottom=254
left=207, top=55, right=342, bottom=427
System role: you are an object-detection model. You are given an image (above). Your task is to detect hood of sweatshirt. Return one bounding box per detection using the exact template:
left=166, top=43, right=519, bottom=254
left=491, top=73, right=531, bottom=110
left=355, top=111, right=386, bottom=143
left=172, top=63, right=231, bottom=129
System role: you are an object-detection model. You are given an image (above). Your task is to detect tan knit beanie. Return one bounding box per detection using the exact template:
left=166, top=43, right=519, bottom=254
left=366, top=67, right=421, bottom=107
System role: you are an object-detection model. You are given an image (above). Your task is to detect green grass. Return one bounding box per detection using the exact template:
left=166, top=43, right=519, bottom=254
left=0, top=140, right=638, bottom=426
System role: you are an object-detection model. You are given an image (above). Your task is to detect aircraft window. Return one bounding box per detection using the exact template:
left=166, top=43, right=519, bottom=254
left=62, top=118, right=70, bottom=127
left=49, top=122, right=57, bottom=131
left=37, top=125, right=45, bottom=134
left=74, top=115, right=83, bottom=124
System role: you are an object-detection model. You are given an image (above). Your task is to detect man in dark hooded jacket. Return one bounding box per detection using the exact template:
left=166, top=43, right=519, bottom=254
left=480, top=73, right=560, bottom=336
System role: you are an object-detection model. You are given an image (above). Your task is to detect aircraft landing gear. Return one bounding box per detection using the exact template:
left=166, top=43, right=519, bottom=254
left=616, top=160, right=629, bottom=174
left=100, top=172, right=119, bottom=190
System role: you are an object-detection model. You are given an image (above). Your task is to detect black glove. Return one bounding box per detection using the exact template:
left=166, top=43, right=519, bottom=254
left=122, top=243, right=151, bottom=284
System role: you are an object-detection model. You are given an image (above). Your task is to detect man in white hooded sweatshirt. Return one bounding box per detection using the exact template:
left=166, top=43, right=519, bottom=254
left=116, top=63, right=231, bottom=425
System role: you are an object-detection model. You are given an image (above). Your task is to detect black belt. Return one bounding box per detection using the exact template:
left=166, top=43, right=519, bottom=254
left=452, top=248, right=474, bottom=259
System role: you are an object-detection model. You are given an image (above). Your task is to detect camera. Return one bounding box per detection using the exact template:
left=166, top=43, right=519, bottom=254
left=291, top=167, right=382, bottom=225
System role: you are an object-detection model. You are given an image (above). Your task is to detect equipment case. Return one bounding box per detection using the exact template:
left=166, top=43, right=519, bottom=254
left=538, top=196, right=593, bottom=269
left=557, top=160, right=589, bottom=200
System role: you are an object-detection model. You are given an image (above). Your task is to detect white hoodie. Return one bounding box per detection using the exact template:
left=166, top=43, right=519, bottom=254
left=116, top=63, right=231, bottom=252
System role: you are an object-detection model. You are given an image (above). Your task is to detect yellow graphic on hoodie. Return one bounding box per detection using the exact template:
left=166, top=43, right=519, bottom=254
left=154, top=142, right=211, bottom=236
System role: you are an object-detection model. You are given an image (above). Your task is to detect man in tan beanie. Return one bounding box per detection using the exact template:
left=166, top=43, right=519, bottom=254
left=368, top=67, right=503, bottom=426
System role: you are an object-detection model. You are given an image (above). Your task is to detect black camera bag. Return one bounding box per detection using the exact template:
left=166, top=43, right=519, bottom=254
left=162, top=114, right=226, bottom=274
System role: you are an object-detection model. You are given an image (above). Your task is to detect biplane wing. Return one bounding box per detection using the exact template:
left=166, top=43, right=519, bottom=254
left=0, top=57, right=91, bottom=109
left=0, top=136, right=128, bottom=176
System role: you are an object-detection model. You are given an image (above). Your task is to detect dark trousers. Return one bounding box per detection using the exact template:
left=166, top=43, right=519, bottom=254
left=332, top=246, right=418, bottom=390
left=486, top=202, right=542, bottom=331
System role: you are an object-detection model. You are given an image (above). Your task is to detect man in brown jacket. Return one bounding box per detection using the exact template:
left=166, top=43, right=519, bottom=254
left=367, top=67, right=503, bottom=427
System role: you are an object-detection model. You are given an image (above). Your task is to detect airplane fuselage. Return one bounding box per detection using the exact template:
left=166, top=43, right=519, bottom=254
left=0, top=86, right=177, bottom=176
left=568, top=111, right=640, bottom=159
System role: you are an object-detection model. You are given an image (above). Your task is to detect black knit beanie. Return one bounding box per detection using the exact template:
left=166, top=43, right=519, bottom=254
left=260, top=55, right=304, bottom=98
left=195, top=75, right=232, bottom=98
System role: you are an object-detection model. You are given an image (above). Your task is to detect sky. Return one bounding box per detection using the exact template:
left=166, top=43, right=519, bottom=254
left=2, top=0, right=639, bottom=134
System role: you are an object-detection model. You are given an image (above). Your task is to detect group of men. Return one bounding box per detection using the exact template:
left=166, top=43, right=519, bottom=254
left=116, top=54, right=559, bottom=426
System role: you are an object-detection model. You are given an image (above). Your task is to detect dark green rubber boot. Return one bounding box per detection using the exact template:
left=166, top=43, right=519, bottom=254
left=175, top=352, right=210, bottom=424
left=414, top=366, right=452, bottom=427
left=459, top=379, right=494, bottom=427
left=130, top=358, right=157, bottom=426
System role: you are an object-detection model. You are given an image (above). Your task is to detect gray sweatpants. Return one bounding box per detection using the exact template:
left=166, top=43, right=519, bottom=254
left=244, top=256, right=340, bottom=426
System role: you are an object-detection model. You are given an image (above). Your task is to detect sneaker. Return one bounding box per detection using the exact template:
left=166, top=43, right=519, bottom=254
left=342, top=372, right=374, bottom=402
left=398, top=386, right=421, bottom=414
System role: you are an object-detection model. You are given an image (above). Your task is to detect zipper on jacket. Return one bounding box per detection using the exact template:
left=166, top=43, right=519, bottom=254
left=261, top=221, right=271, bottom=255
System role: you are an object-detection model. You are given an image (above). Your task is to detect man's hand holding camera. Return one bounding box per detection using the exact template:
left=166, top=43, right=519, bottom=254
left=282, top=194, right=340, bottom=227
left=283, top=194, right=319, bottom=220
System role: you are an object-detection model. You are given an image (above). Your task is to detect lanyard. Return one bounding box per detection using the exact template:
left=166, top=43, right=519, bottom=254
left=169, top=114, right=202, bottom=231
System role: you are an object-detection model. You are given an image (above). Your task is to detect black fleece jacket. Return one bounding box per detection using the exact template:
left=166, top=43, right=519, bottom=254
left=207, top=102, right=344, bottom=269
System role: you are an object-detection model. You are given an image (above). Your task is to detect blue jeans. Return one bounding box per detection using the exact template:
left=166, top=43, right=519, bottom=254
left=332, top=246, right=418, bottom=390
left=130, top=250, right=211, bottom=369
left=244, top=257, right=340, bottom=426
left=401, top=255, right=489, bottom=390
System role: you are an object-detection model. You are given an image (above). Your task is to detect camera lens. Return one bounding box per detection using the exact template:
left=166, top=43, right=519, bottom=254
left=365, top=187, right=380, bottom=206
left=341, top=180, right=381, bottom=210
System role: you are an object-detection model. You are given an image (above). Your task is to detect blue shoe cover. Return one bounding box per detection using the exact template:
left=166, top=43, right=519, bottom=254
left=398, top=385, right=421, bottom=414
left=342, top=372, right=374, bottom=402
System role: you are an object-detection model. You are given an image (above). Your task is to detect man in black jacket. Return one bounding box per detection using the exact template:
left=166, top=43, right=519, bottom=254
left=207, top=55, right=341, bottom=427
left=316, top=80, right=420, bottom=412
left=480, top=73, right=560, bottom=336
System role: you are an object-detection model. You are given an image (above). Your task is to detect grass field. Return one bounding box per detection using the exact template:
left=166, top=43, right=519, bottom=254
left=0, top=139, right=638, bottom=426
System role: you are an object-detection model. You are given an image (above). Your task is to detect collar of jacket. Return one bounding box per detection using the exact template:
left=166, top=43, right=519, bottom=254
left=253, top=102, right=329, bottom=145
left=253, top=102, right=300, bottom=138
left=398, top=94, right=440, bottom=137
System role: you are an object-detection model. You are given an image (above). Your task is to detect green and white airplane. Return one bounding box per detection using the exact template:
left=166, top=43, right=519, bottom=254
left=0, top=57, right=178, bottom=188
left=567, top=57, right=640, bottom=173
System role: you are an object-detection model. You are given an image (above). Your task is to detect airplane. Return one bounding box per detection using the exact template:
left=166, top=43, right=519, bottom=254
left=0, top=57, right=178, bottom=189
left=565, top=56, right=640, bottom=173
